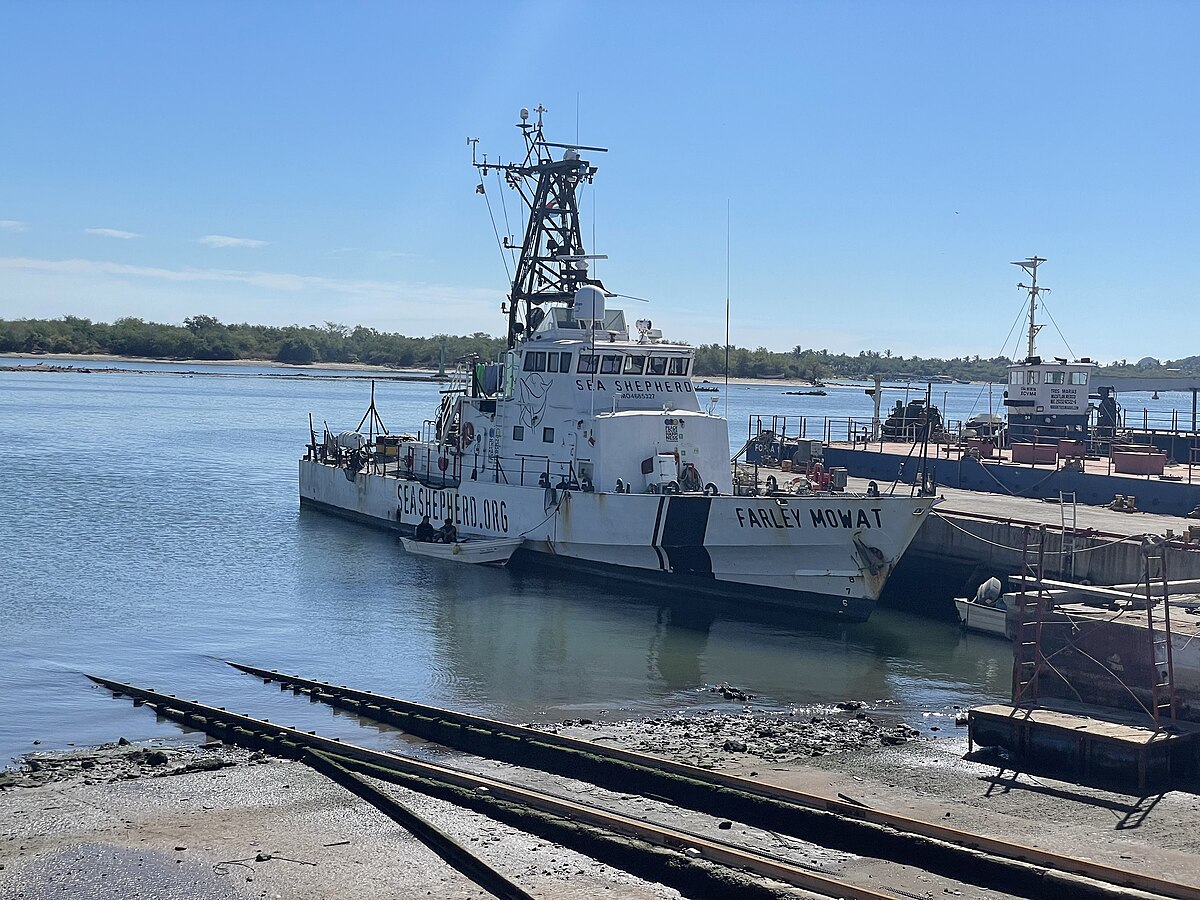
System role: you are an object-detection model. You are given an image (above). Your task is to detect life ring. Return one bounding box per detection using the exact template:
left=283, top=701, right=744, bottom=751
left=789, top=477, right=803, bottom=493
left=451, top=543, right=461, bottom=555
left=460, top=421, right=476, bottom=450
left=703, top=482, right=719, bottom=496
left=437, top=456, right=449, bottom=472
left=766, top=475, right=778, bottom=493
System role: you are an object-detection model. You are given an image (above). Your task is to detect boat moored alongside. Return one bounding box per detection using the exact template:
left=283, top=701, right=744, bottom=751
left=400, top=536, right=525, bottom=567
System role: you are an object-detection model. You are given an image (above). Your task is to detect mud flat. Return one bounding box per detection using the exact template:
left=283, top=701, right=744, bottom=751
left=4, top=704, right=1200, bottom=898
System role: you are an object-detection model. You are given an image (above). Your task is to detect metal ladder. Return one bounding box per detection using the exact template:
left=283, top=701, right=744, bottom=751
left=1059, top=491, right=1077, bottom=580
left=1012, top=525, right=1049, bottom=707
left=1143, top=540, right=1177, bottom=726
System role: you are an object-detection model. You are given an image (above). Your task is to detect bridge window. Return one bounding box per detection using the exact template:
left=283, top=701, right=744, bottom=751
left=1070, top=371, right=1088, bottom=385
left=578, top=354, right=598, bottom=374
left=647, top=356, right=668, bottom=375
left=523, top=351, right=547, bottom=372
left=600, top=355, right=622, bottom=374
left=558, top=351, right=572, bottom=371
left=547, top=352, right=559, bottom=373
left=1045, top=371, right=1065, bottom=384
left=624, top=355, right=646, bottom=374
left=1009, top=371, right=1025, bottom=385
left=1028, top=371, right=1041, bottom=384
left=668, top=357, right=690, bottom=376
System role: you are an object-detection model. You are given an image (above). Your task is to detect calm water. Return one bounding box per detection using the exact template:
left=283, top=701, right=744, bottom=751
left=1, top=361, right=1184, bottom=767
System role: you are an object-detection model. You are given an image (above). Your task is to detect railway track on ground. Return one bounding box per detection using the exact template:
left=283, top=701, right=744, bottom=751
left=88, top=667, right=1197, bottom=900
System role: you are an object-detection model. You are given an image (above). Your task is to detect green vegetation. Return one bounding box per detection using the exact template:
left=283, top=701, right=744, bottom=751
left=0, top=316, right=504, bottom=370
left=1, top=315, right=1193, bottom=382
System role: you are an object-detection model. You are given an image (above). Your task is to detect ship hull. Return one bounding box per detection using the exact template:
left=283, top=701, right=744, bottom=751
left=300, top=459, right=934, bottom=621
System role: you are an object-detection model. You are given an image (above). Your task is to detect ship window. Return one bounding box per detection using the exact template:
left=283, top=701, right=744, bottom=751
left=668, top=357, right=690, bottom=376
left=1070, top=371, right=1088, bottom=385
left=513, top=425, right=525, bottom=441
left=558, top=352, right=572, bottom=371
left=547, top=353, right=559, bottom=373
left=578, top=354, right=598, bottom=374
left=647, top=356, right=668, bottom=375
left=542, top=427, right=555, bottom=443
left=624, top=355, right=646, bottom=374
left=1045, top=371, right=1065, bottom=384
left=523, top=351, right=547, bottom=372
left=1028, top=371, right=1041, bottom=384
left=600, top=355, right=622, bottom=374
left=1009, top=371, right=1025, bottom=385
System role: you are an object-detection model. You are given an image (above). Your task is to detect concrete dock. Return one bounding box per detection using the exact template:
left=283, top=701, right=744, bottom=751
left=746, top=461, right=1200, bottom=595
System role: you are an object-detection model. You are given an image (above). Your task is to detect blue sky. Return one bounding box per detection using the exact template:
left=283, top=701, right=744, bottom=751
left=2, top=2, right=1197, bottom=362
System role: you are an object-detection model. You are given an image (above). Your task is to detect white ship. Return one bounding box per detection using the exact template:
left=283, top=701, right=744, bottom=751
left=299, top=107, right=936, bottom=621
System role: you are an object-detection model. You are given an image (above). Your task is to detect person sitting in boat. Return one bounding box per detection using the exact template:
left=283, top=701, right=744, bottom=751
left=437, top=518, right=458, bottom=544
left=414, top=515, right=436, bottom=542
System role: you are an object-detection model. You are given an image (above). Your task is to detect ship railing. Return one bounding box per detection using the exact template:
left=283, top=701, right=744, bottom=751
left=1127, top=406, right=1200, bottom=435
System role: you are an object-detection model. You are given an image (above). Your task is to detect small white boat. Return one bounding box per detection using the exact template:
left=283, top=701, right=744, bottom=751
left=955, top=576, right=1011, bottom=638
left=401, top=536, right=524, bottom=566
left=954, top=597, right=1010, bottom=638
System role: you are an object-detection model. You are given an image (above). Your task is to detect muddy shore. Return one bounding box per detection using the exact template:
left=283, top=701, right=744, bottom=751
left=4, top=701, right=1199, bottom=899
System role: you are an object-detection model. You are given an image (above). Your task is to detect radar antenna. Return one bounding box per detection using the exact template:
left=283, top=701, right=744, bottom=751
left=472, top=106, right=609, bottom=348
left=1011, top=255, right=1049, bottom=362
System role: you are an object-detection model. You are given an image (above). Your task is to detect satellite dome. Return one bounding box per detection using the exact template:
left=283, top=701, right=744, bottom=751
left=573, top=286, right=606, bottom=321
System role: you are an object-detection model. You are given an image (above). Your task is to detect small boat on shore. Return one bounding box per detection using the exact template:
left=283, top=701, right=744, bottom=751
left=401, top=536, right=525, bottom=566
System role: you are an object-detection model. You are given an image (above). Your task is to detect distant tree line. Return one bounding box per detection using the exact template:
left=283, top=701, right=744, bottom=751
left=0, top=316, right=505, bottom=369
left=1, top=315, right=1192, bottom=382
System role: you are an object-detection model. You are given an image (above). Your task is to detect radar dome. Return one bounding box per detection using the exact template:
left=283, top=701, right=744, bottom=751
left=573, top=286, right=606, bottom=321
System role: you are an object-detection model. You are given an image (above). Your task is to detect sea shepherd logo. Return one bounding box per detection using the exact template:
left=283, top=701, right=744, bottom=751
left=398, top=484, right=508, bottom=533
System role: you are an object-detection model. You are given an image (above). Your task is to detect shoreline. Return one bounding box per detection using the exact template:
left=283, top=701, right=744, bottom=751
left=0, top=352, right=964, bottom=388
left=0, top=351, right=439, bottom=375
left=5, top=709, right=1200, bottom=897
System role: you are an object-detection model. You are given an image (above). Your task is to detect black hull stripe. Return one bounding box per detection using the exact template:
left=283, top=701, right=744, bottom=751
left=659, top=496, right=714, bottom=577
left=651, top=496, right=668, bottom=570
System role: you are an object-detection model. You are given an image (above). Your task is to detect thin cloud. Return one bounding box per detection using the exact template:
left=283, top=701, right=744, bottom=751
left=0, top=255, right=493, bottom=309
left=85, top=227, right=141, bottom=240
left=0, top=220, right=28, bottom=232
left=197, top=234, right=268, bottom=249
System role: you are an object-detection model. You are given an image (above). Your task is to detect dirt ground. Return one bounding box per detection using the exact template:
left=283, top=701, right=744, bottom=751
left=3, top=703, right=1200, bottom=899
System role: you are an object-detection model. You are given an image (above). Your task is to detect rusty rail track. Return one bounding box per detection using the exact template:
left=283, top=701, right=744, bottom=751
left=87, top=674, right=888, bottom=900
left=226, top=660, right=1199, bottom=900
left=87, top=668, right=1197, bottom=900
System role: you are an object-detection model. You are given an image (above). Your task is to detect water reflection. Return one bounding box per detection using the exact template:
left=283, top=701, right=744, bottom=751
left=1, top=367, right=1011, bottom=766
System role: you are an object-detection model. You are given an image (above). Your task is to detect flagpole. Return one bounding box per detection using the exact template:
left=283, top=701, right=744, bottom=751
left=724, top=199, right=730, bottom=419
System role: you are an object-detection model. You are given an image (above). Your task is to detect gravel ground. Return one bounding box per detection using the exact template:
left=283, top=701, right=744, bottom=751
left=4, top=693, right=1200, bottom=898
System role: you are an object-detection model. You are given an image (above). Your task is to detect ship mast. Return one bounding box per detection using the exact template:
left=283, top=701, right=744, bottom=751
left=471, top=106, right=608, bottom=348
left=1011, top=255, right=1049, bottom=362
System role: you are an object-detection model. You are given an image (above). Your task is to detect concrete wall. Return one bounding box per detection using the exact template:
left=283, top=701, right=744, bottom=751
left=824, top=446, right=1200, bottom=517
left=906, top=513, right=1200, bottom=587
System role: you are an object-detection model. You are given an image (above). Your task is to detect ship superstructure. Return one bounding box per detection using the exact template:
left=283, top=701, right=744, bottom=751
left=299, top=108, right=936, bottom=620
left=1003, top=257, right=1099, bottom=443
